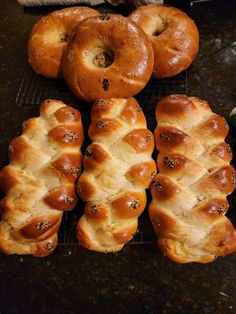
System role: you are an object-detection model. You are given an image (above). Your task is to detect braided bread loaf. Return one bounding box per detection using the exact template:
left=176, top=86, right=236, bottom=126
left=149, top=95, right=236, bottom=263
left=0, top=99, right=84, bottom=256
left=77, top=98, right=156, bottom=252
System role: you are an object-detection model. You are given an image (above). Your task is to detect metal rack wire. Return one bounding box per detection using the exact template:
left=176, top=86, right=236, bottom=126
left=16, top=72, right=77, bottom=106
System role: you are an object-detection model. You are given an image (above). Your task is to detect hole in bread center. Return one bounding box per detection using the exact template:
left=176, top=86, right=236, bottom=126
left=153, top=28, right=165, bottom=36
left=149, top=16, right=166, bottom=36
left=93, top=50, right=114, bottom=68
left=89, top=48, right=114, bottom=68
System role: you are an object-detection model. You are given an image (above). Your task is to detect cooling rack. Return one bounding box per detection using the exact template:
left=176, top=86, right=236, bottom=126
left=15, top=69, right=187, bottom=253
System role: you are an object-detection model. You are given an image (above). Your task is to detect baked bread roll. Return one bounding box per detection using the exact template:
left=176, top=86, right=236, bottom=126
left=129, top=4, right=199, bottom=78
left=62, top=14, right=154, bottom=102
left=77, top=98, right=156, bottom=252
left=149, top=94, right=236, bottom=263
left=0, top=99, right=84, bottom=256
left=28, top=7, right=99, bottom=78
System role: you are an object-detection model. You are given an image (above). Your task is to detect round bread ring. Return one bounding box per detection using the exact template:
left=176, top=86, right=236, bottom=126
left=62, top=14, right=154, bottom=102
left=28, top=7, right=99, bottom=78
left=129, top=4, right=199, bottom=78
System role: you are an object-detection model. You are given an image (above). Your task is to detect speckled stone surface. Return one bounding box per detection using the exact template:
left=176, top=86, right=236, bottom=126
left=0, top=1, right=236, bottom=313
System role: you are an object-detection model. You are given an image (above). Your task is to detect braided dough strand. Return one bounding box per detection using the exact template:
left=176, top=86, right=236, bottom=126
left=0, top=99, right=84, bottom=256
left=77, top=98, right=156, bottom=252
left=149, top=94, right=236, bottom=263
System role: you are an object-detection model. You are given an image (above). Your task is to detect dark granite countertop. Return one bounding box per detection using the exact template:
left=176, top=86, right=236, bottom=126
left=0, top=0, right=236, bottom=313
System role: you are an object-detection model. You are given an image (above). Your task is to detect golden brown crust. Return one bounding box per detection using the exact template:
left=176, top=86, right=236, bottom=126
left=155, top=125, right=204, bottom=158
left=54, top=105, right=82, bottom=122
left=49, top=124, right=84, bottom=147
left=84, top=202, right=109, bottom=220
left=129, top=4, right=199, bottom=78
left=62, top=14, right=154, bottom=101
left=51, top=153, right=83, bottom=182
left=157, top=239, right=215, bottom=264
left=91, top=98, right=146, bottom=126
left=125, top=161, right=157, bottom=188
left=28, top=7, right=99, bottom=78
left=123, top=129, right=154, bottom=153
left=111, top=191, right=146, bottom=219
left=77, top=98, right=156, bottom=252
left=0, top=166, right=20, bottom=194
left=149, top=94, right=236, bottom=263
left=34, top=234, right=58, bottom=257
left=113, top=222, right=137, bottom=244
left=88, top=118, right=123, bottom=141
left=77, top=175, right=97, bottom=201
left=76, top=216, right=124, bottom=253
left=12, top=215, right=62, bottom=242
left=120, top=98, right=146, bottom=126
left=44, top=185, right=78, bottom=211
left=0, top=99, right=84, bottom=256
left=83, top=144, right=110, bottom=172
left=193, top=165, right=236, bottom=196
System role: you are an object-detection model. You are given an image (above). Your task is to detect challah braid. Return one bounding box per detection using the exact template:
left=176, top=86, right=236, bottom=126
left=77, top=98, right=156, bottom=252
left=0, top=99, right=84, bottom=256
left=149, top=94, right=236, bottom=263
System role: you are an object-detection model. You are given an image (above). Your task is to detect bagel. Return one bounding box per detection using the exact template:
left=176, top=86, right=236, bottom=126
left=28, top=7, right=99, bottom=78
left=62, top=13, right=154, bottom=102
left=129, top=4, right=199, bottom=78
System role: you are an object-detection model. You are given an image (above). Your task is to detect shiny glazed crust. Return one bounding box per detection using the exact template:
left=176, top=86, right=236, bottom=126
left=62, top=14, right=154, bottom=102
left=149, top=94, right=236, bottom=263
left=0, top=100, right=84, bottom=256
left=28, top=7, right=99, bottom=78
left=77, top=98, right=156, bottom=252
left=129, top=4, right=199, bottom=78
